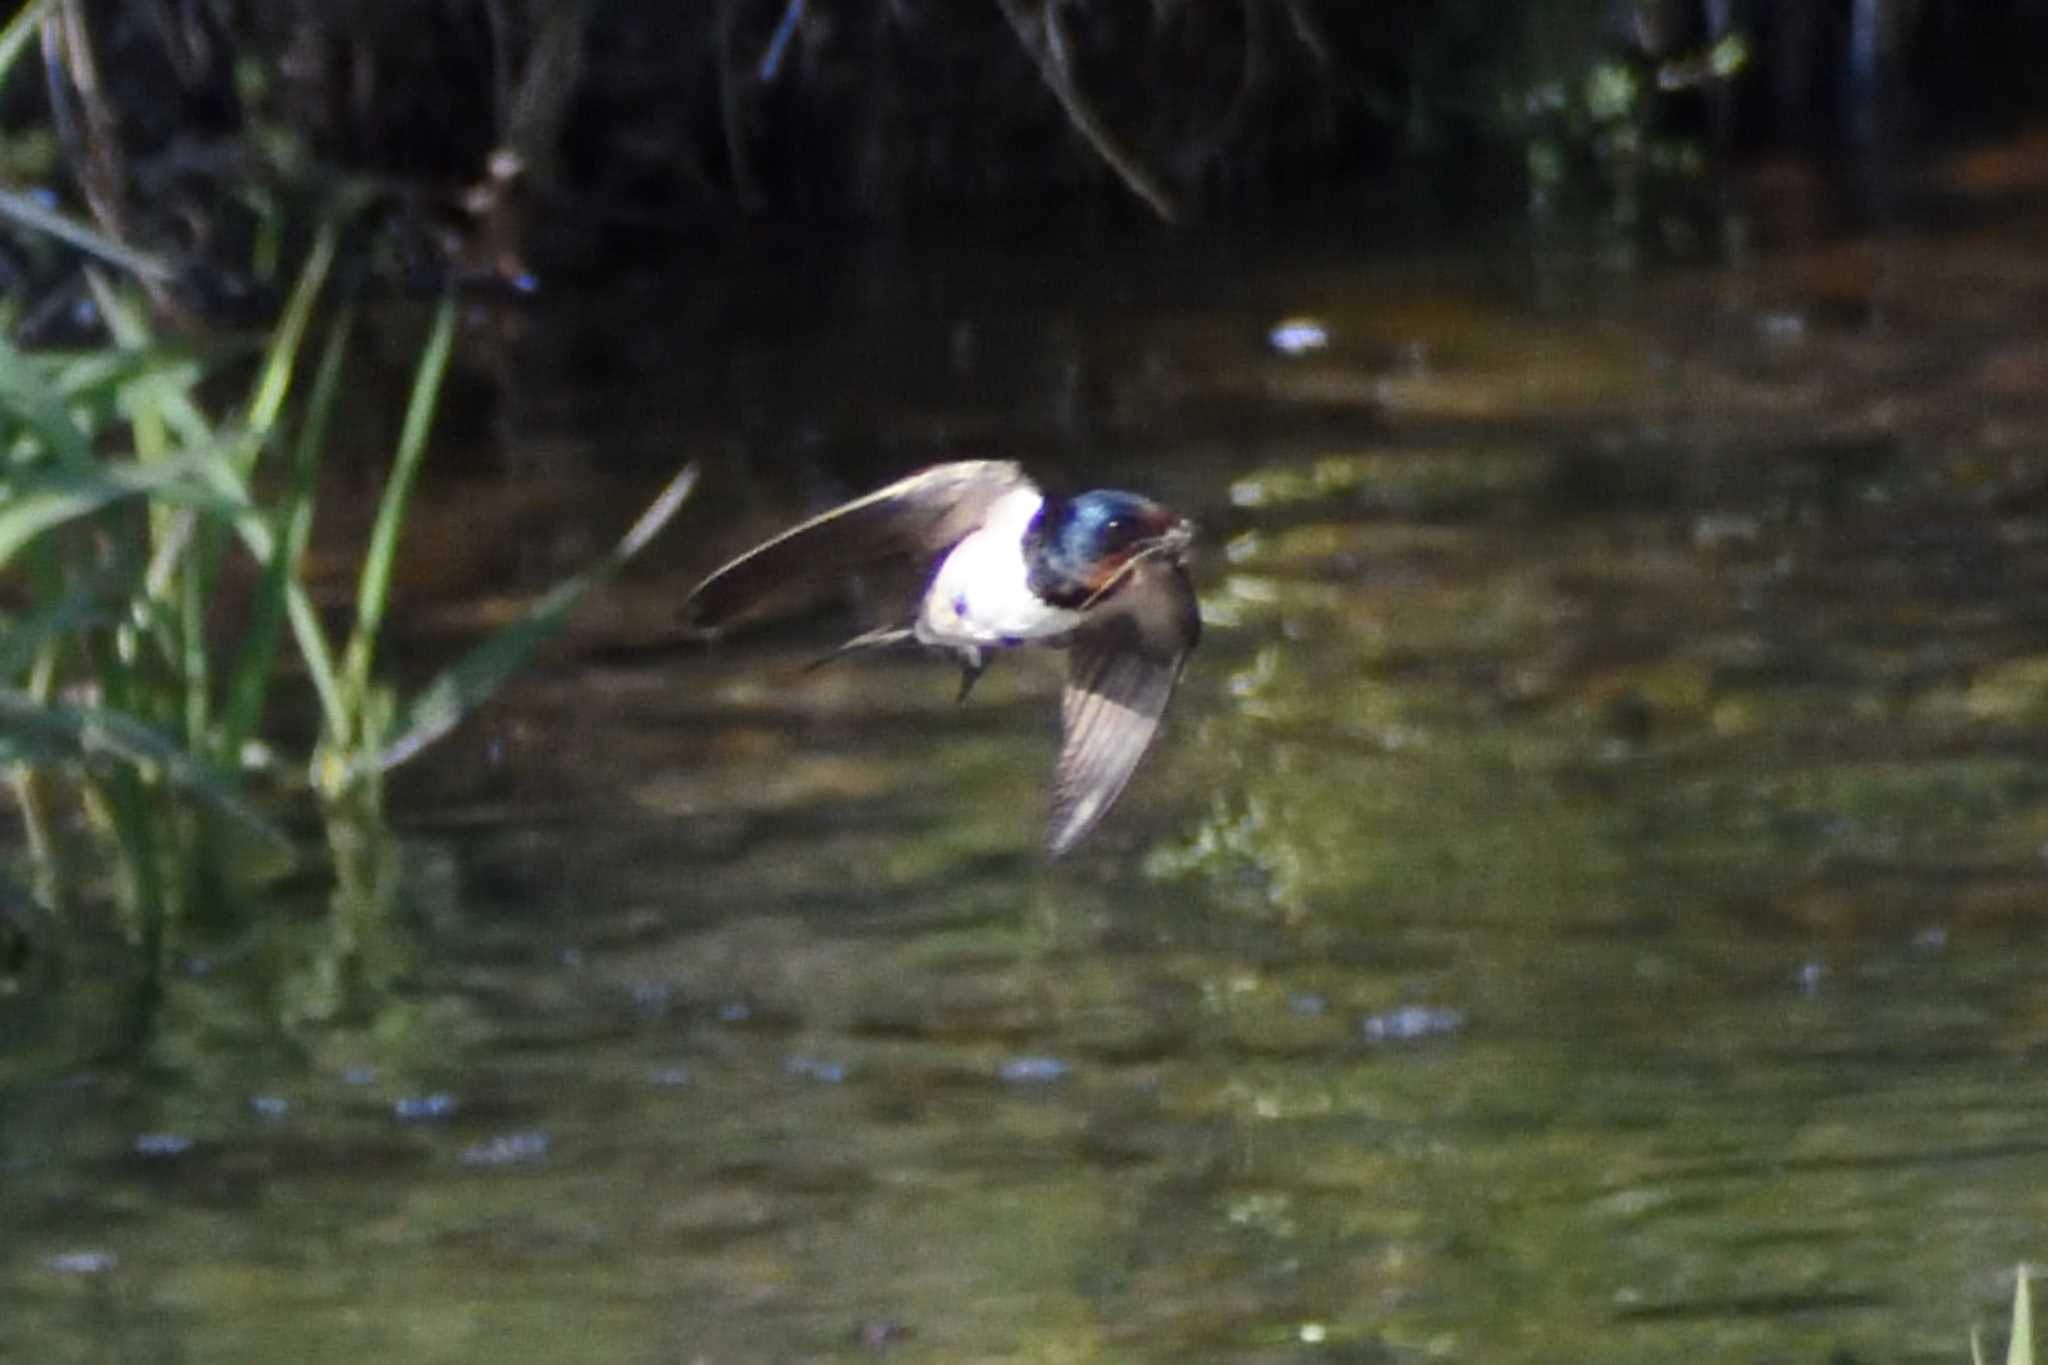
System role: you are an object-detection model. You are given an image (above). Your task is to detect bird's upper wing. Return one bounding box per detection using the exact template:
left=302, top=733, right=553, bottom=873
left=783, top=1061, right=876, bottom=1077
left=683, top=460, right=1035, bottom=632
left=1047, top=559, right=1200, bottom=856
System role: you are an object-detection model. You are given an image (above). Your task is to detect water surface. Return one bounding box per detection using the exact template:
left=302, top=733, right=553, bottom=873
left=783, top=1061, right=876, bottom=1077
left=10, top=182, right=2048, bottom=1363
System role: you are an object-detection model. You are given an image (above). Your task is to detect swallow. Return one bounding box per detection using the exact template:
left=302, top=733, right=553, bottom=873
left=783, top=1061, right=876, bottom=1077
left=682, top=461, right=1199, bottom=856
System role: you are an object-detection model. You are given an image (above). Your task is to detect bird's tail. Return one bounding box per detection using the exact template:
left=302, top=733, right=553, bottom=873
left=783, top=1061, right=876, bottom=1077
left=801, top=626, right=916, bottom=673
left=804, top=628, right=989, bottom=704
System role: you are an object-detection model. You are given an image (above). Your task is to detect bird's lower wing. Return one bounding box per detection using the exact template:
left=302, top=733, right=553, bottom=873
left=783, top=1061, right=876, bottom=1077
left=1048, top=565, right=1197, bottom=856
left=683, top=460, right=1032, bottom=631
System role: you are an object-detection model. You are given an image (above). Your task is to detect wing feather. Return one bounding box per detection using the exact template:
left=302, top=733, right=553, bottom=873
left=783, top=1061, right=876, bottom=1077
left=1047, top=562, right=1198, bottom=856
left=683, top=460, right=1033, bottom=631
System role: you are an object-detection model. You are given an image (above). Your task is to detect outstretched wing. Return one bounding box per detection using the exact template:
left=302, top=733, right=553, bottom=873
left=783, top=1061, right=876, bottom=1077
left=683, top=460, right=1034, bottom=632
left=1047, top=560, right=1199, bottom=856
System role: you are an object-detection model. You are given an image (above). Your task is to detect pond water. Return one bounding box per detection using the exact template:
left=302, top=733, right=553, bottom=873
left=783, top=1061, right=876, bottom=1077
left=11, top=165, right=2048, bottom=1363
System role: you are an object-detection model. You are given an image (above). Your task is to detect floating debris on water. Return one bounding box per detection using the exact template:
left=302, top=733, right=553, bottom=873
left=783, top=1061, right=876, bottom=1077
left=248, top=1095, right=290, bottom=1119
left=785, top=1055, right=848, bottom=1084
left=1361, top=1005, right=1464, bottom=1044
left=648, top=1064, right=694, bottom=1088
left=996, top=1056, right=1071, bottom=1085
left=44, top=1251, right=116, bottom=1275
left=392, top=1093, right=461, bottom=1123
left=1268, top=316, right=1331, bottom=355
left=132, top=1133, right=192, bottom=1157
left=458, top=1131, right=551, bottom=1168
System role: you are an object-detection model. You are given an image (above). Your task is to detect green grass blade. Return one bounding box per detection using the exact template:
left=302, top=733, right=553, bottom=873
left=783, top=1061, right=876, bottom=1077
left=219, top=306, right=356, bottom=762
left=0, top=457, right=256, bottom=569
left=286, top=584, right=349, bottom=750
left=378, top=463, right=699, bottom=771
left=111, top=421, right=353, bottom=750
left=0, top=688, right=289, bottom=848
left=180, top=539, right=209, bottom=748
left=89, top=272, right=233, bottom=727
left=0, top=0, right=55, bottom=88
left=0, top=187, right=177, bottom=284
left=241, top=222, right=338, bottom=458
left=82, top=273, right=214, bottom=449
left=0, top=338, right=94, bottom=468
left=82, top=274, right=234, bottom=462
left=96, top=763, right=166, bottom=943
left=83, top=269, right=152, bottom=349
left=338, top=294, right=457, bottom=728
left=40, top=345, right=162, bottom=410
left=0, top=580, right=104, bottom=679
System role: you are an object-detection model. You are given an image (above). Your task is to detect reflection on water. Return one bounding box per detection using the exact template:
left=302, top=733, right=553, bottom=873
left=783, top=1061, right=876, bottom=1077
left=12, top=185, right=2048, bottom=1362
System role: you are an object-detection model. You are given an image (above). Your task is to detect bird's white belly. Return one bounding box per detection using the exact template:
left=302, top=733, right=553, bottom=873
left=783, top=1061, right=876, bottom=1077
left=918, top=500, right=1083, bottom=648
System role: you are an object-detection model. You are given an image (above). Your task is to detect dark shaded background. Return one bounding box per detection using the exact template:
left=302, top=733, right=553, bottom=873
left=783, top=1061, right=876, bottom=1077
left=10, top=0, right=2048, bottom=309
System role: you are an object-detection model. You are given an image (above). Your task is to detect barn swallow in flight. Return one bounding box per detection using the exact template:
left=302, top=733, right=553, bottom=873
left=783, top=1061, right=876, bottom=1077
left=682, top=461, right=1199, bottom=856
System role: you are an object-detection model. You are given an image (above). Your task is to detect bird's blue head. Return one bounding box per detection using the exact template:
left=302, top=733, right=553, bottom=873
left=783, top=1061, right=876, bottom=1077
left=1024, top=490, right=1192, bottom=608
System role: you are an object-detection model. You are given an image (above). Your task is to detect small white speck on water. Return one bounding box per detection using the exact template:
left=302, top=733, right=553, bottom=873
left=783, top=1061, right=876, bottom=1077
left=45, top=1251, right=116, bottom=1275
left=131, top=1133, right=192, bottom=1158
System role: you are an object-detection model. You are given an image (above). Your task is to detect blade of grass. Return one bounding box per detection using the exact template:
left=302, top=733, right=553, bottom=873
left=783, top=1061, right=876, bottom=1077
left=184, top=228, right=341, bottom=760
left=82, top=273, right=214, bottom=453
left=0, top=456, right=255, bottom=568
left=0, top=687, right=289, bottom=848
left=240, top=221, right=337, bottom=465
left=0, top=187, right=177, bottom=284
left=36, top=342, right=201, bottom=442
left=86, top=272, right=225, bottom=722
left=140, top=428, right=341, bottom=731
left=0, top=0, right=56, bottom=87
left=218, top=305, right=356, bottom=764
left=0, top=336, right=94, bottom=467
left=286, top=584, right=349, bottom=751
left=83, top=274, right=167, bottom=445
left=92, top=274, right=224, bottom=757
left=180, top=536, right=209, bottom=749
left=94, top=764, right=166, bottom=947
left=337, top=293, right=456, bottom=731
left=83, top=271, right=222, bottom=750
left=378, top=463, right=699, bottom=772
left=0, top=578, right=104, bottom=678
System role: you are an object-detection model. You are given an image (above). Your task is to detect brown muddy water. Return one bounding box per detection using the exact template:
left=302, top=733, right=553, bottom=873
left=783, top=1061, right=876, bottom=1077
left=11, top=176, right=2048, bottom=1364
